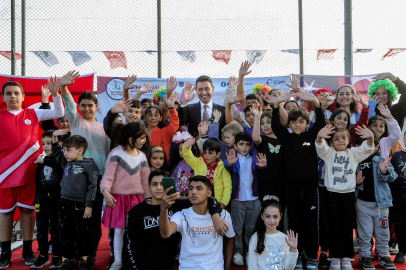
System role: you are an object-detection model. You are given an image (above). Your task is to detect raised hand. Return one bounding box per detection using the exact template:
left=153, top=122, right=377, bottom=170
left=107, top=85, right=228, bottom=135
left=297, top=91, right=317, bottom=102
left=239, top=61, right=252, bottom=77
left=47, top=76, right=60, bottom=97
left=166, top=76, right=177, bottom=95
left=41, top=84, right=51, bottom=101
left=263, top=93, right=276, bottom=105
left=379, top=156, right=391, bottom=174
left=317, top=125, right=336, bottom=139
left=111, top=98, right=133, bottom=114
left=356, top=171, right=365, bottom=185
left=256, top=153, right=267, bottom=167
left=138, top=84, right=152, bottom=94
left=34, top=154, right=44, bottom=164
left=123, top=75, right=138, bottom=90
left=181, top=82, right=196, bottom=105
left=250, top=105, right=262, bottom=118
left=275, top=92, right=295, bottom=104
left=164, top=91, right=179, bottom=108
left=377, top=104, right=393, bottom=119
left=199, top=121, right=209, bottom=135
left=60, top=71, right=80, bottom=87
left=213, top=109, right=222, bottom=122
left=229, top=76, right=238, bottom=87
left=225, top=148, right=239, bottom=166
left=285, top=229, right=298, bottom=252
left=285, top=74, right=302, bottom=92
left=184, top=138, right=196, bottom=148
left=227, top=94, right=244, bottom=105
left=161, top=187, right=180, bottom=211
left=371, top=95, right=380, bottom=102
left=372, top=73, right=396, bottom=82
left=232, top=106, right=243, bottom=122
left=353, top=92, right=369, bottom=108
left=354, top=124, right=374, bottom=139
left=53, top=129, right=68, bottom=137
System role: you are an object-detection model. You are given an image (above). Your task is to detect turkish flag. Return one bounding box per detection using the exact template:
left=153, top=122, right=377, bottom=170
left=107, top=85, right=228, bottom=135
left=212, top=50, right=232, bottom=64
left=0, top=51, right=22, bottom=60
left=103, top=51, right=128, bottom=69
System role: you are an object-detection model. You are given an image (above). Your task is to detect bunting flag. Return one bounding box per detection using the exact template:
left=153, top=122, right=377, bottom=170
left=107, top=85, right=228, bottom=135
left=212, top=50, right=232, bottom=64
left=103, top=51, right=127, bottom=69
left=145, top=50, right=155, bottom=55
left=0, top=51, right=22, bottom=60
left=32, top=51, right=59, bottom=67
left=354, top=49, right=372, bottom=53
left=317, top=49, right=337, bottom=61
left=67, top=51, right=91, bottom=66
left=381, top=49, right=406, bottom=60
left=246, top=50, right=266, bottom=65
left=176, top=50, right=196, bottom=63
left=282, top=49, right=299, bottom=54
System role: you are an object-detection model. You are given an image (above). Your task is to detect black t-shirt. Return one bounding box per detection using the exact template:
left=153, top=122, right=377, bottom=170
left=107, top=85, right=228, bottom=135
left=390, top=150, right=406, bottom=189
left=357, top=153, right=377, bottom=202
left=256, top=136, right=284, bottom=186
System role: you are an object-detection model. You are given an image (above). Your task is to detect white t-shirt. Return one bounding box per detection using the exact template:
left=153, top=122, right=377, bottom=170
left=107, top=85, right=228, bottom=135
left=248, top=231, right=298, bottom=270
left=170, top=207, right=235, bottom=270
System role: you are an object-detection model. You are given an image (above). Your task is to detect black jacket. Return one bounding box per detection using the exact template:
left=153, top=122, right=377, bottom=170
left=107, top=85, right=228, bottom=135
left=35, top=155, right=63, bottom=195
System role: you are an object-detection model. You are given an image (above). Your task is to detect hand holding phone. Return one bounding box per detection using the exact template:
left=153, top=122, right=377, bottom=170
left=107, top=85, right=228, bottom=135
left=162, top=177, right=177, bottom=195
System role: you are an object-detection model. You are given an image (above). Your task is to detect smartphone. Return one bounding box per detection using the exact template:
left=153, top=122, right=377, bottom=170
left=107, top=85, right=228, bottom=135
left=162, top=177, right=177, bottom=195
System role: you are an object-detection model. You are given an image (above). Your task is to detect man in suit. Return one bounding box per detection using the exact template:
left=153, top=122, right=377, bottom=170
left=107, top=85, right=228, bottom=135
left=179, top=75, right=226, bottom=137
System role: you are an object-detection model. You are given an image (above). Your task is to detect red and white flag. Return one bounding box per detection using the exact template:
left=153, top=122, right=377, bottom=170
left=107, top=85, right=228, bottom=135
left=212, top=50, right=232, bottom=64
left=0, top=51, right=22, bottom=60
left=381, top=49, right=406, bottom=60
left=103, top=51, right=127, bottom=69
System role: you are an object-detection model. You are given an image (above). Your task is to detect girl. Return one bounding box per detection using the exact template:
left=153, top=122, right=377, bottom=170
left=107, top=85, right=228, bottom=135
left=283, top=99, right=299, bottom=115
left=316, top=125, right=375, bottom=270
left=248, top=196, right=298, bottom=270
left=146, top=146, right=168, bottom=171
left=335, top=85, right=361, bottom=126
left=100, top=122, right=151, bottom=270
left=169, top=131, right=195, bottom=199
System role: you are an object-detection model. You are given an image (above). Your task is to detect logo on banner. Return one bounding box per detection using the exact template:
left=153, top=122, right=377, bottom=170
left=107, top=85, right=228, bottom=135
left=179, top=81, right=185, bottom=87
left=105, top=78, right=125, bottom=101
left=267, top=78, right=286, bottom=86
left=221, top=82, right=227, bottom=87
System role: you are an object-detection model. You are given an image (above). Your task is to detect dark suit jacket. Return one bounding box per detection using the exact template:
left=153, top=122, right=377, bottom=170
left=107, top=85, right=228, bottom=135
left=179, top=101, right=226, bottom=137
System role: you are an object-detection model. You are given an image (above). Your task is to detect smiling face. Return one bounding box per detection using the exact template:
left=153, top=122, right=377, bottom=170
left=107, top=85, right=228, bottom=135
left=79, top=99, right=98, bottom=120
left=289, top=116, right=307, bottom=135
left=331, top=131, right=350, bottom=151
left=124, top=107, right=142, bottom=123
left=42, top=136, right=53, bottom=156
left=332, top=112, right=349, bottom=129
left=196, top=81, right=214, bottom=104
left=260, top=116, right=273, bottom=136
left=149, top=175, right=164, bottom=201
left=141, top=101, right=152, bottom=116
left=336, top=87, right=353, bottom=107
left=145, top=107, right=162, bottom=128
left=374, top=86, right=390, bottom=105
left=149, top=151, right=165, bottom=170
left=284, top=101, right=298, bottom=114
left=235, top=140, right=252, bottom=157
left=258, top=91, right=268, bottom=101
left=261, top=206, right=281, bottom=233
left=369, top=120, right=386, bottom=138
left=57, top=115, right=71, bottom=131
left=3, top=85, right=24, bottom=111
left=188, top=180, right=212, bottom=205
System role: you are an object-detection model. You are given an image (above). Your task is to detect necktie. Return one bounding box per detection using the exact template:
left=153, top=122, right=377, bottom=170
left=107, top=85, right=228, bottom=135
left=203, top=105, right=209, bottom=123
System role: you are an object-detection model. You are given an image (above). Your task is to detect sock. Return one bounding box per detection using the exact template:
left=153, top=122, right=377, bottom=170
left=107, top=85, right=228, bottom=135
left=113, top=228, right=125, bottom=263
left=1, top=241, right=11, bottom=259
left=23, top=240, right=33, bottom=254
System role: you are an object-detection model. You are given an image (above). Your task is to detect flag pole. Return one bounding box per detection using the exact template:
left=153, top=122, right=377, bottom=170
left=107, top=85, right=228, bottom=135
left=157, top=0, right=162, bottom=78
left=344, top=0, right=353, bottom=75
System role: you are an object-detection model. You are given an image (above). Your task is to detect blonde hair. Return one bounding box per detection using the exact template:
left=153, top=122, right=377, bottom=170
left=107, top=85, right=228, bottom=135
left=221, top=122, right=243, bottom=136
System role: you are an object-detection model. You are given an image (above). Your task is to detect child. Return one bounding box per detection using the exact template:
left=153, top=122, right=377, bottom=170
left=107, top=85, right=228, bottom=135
left=169, top=131, right=195, bottom=199
left=147, top=146, right=168, bottom=171
left=224, top=132, right=267, bottom=266
left=100, top=122, right=151, bottom=270
left=248, top=196, right=298, bottom=270
left=356, top=131, right=397, bottom=270
left=51, top=131, right=99, bottom=270
left=315, top=125, right=375, bottom=270
left=159, top=176, right=235, bottom=270
left=31, top=130, right=63, bottom=269
left=183, top=138, right=232, bottom=208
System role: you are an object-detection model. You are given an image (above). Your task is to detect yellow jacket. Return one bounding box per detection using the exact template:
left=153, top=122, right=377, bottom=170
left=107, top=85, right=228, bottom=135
left=182, top=144, right=232, bottom=206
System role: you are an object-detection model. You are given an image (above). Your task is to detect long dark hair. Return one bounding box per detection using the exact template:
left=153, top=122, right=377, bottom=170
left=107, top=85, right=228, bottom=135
left=329, top=108, right=351, bottom=130
left=335, top=85, right=360, bottom=114
left=254, top=197, right=282, bottom=255
left=168, top=142, right=200, bottom=173
left=368, top=115, right=389, bottom=138
left=116, top=122, right=148, bottom=150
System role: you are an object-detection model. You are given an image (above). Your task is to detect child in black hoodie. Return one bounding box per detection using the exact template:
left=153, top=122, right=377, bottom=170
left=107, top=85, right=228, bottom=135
left=51, top=130, right=99, bottom=270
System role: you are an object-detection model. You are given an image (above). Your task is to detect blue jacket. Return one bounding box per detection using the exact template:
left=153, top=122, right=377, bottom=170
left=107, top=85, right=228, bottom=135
left=224, top=152, right=266, bottom=200
left=356, top=155, right=398, bottom=209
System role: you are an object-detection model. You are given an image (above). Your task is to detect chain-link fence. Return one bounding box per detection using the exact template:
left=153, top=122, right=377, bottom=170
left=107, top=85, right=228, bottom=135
left=1, top=0, right=406, bottom=90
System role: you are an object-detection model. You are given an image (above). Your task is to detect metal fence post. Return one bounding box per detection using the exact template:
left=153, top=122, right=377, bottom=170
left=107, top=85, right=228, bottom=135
left=11, top=0, right=16, bottom=75
left=157, top=0, right=162, bottom=78
left=344, top=0, right=353, bottom=75
left=298, top=0, right=304, bottom=74
left=21, top=0, right=26, bottom=76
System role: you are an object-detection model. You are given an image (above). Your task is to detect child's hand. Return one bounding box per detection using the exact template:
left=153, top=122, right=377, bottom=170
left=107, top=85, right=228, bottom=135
left=111, top=98, right=133, bottom=114
left=220, top=203, right=225, bottom=209
left=34, top=155, right=44, bottom=164
left=229, top=76, right=238, bottom=87
left=355, top=125, right=373, bottom=139
left=212, top=213, right=228, bottom=236
left=285, top=229, right=298, bottom=252
left=41, top=84, right=52, bottom=102
left=60, top=71, right=80, bottom=87
left=83, top=207, right=92, bottom=219
left=317, top=125, right=335, bottom=139
left=356, top=171, right=365, bottom=185
left=47, top=76, right=60, bottom=97
left=166, top=76, right=177, bottom=96
left=123, top=75, right=138, bottom=91
left=53, top=129, right=68, bottom=137
left=285, top=74, right=302, bottom=93
left=181, top=83, right=196, bottom=105
left=213, top=109, right=222, bottom=122
left=164, top=91, right=179, bottom=108
left=264, top=93, right=276, bottom=105
left=353, top=92, right=369, bottom=108
left=161, top=187, right=179, bottom=211
left=225, top=149, right=239, bottom=166
left=199, top=121, right=209, bottom=135
left=239, top=61, right=252, bottom=77
left=377, top=104, right=393, bottom=119
left=256, top=153, right=267, bottom=168
left=103, top=189, right=116, bottom=209
left=250, top=105, right=262, bottom=118
left=297, top=91, right=317, bottom=102
left=379, top=156, right=391, bottom=174
left=138, top=84, right=152, bottom=94
left=372, top=72, right=397, bottom=82
left=227, top=94, right=244, bottom=105
left=184, top=138, right=196, bottom=148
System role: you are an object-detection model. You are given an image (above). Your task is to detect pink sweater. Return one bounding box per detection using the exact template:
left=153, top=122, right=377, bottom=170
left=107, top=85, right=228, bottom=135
left=100, top=147, right=151, bottom=198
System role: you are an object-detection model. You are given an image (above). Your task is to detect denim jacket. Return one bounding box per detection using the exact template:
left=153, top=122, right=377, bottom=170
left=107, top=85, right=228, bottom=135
left=356, top=155, right=398, bottom=209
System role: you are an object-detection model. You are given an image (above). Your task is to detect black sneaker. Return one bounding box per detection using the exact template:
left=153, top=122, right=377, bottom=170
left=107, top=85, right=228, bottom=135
left=30, top=255, right=50, bottom=269
left=60, top=258, right=75, bottom=270
left=319, top=253, right=330, bottom=269
left=359, top=257, right=375, bottom=270
left=80, top=256, right=91, bottom=270
left=23, top=250, right=37, bottom=266
left=50, top=256, right=63, bottom=269
left=295, top=256, right=303, bottom=270
left=394, top=252, right=405, bottom=263
left=0, top=253, right=11, bottom=270
left=107, top=255, right=115, bottom=269
left=379, top=256, right=396, bottom=270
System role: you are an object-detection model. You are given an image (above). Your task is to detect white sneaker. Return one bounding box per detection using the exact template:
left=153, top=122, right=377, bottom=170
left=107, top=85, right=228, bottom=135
left=109, top=261, right=122, bottom=270
left=329, top=258, right=341, bottom=270
left=342, top=258, right=354, bottom=270
left=233, top=252, right=244, bottom=266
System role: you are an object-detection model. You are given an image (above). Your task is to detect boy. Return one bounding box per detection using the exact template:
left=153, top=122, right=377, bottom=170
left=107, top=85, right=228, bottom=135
left=31, top=130, right=64, bottom=269
left=224, top=132, right=267, bottom=266
left=183, top=138, right=232, bottom=208
left=159, top=176, right=235, bottom=270
left=51, top=130, right=99, bottom=270
left=271, top=90, right=326, bottom=270
left=0, top=80, right=64, bottom=268
left=123, top=170, right=225, bottom=269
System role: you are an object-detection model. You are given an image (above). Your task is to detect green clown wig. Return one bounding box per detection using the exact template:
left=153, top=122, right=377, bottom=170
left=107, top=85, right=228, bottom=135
left=368, top=79, right=398, bottom=101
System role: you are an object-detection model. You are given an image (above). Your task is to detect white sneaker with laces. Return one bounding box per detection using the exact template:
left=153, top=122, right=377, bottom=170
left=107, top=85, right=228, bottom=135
left=329, top=258, right=341, bottom=270
left=233, top=252, right=244, bottom=266
left=342, top=258, right=354, bottom=270
left=109, top=261, right=123, bottom=270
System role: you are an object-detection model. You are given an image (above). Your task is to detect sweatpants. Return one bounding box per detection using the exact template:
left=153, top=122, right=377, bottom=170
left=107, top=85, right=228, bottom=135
left=327, top=191, right=355, bottom=259
left=35, top=193, right=61, bottom=257
left=258, top=183, right=286, bottom=231
left=230, top=199, right=261, bottom=254
left=389, top=188, right=406, bottom=254
left=318, top=186, right=329, bottom=252
left=286, top=187, right=319, bottom=259
left=356, top=199, right=390, bottom=257
left=90, top=175, right=103, bottom=257
left=59, top=199, right=92, bottom=260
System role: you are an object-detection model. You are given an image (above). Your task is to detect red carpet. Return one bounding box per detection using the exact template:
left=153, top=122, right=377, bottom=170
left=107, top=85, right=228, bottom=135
left=8, top=227, right=406, bottom=269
